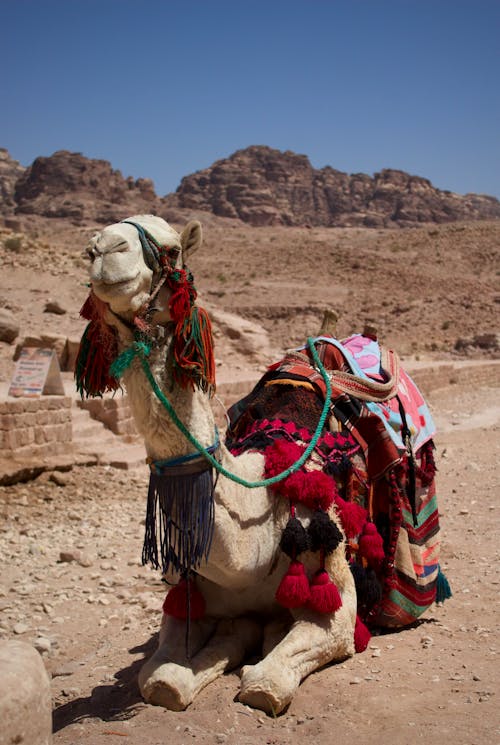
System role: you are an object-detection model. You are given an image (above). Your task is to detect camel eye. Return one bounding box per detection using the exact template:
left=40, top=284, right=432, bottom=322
left=86, top=248, right=95, bottom=262
left=110, top=240, right=128, bottom=253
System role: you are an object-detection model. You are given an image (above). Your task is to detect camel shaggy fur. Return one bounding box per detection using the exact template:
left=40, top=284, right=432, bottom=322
left=81, top=215, right=357, bottom=714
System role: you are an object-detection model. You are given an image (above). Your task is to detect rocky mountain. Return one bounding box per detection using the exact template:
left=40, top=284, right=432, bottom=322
left=12, top=150, right=162, bottom=224
left=1, top=145, right=499, bottom=228
left=165, top=146, right=500, bottom=227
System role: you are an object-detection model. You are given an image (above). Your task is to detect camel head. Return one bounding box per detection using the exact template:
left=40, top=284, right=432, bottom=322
left=85, top=214, right=202, bottom=318
left=76, top=215, right=214, bottom=398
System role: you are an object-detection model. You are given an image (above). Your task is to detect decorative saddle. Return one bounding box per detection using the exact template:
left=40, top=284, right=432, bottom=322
left=226, top=333, right=450, bottom=631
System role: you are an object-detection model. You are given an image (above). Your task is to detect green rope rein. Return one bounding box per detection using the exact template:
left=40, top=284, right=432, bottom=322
left=110, top=337, right=332, bottom=489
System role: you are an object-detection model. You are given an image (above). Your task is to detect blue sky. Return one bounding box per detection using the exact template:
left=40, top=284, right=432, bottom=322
left=2, top=0, right=499, bottom=198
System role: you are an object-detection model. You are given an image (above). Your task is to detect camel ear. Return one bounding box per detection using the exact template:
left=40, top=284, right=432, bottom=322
left=180, top=220, right=202, bottom=262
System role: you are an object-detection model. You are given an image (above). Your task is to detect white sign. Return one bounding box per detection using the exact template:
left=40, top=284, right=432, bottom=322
left=8, top=348, right=65, bottom=397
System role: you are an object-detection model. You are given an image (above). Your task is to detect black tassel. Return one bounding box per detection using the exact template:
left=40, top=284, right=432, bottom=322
left=280, top=516, right=310, bottom=558
left=142, top=464, right=215, bottom=575
left=308, top=510, right=343, bottom=554
left=143, top=480, right=160, bottom=569
left=397, top=396, right=418, bottom=526
left=350, top=563, right=382, bottom=613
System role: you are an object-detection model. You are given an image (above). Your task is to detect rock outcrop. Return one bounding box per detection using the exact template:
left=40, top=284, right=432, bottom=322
left=14, top=150, right=161, bottom=224
left=165, top=145, right=500, bottom=227
left=0, top=148, right=25, bottom=214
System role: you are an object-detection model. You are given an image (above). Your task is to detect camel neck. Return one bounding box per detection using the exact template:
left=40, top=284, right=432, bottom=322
left=120, top=340, right=218, bottom=463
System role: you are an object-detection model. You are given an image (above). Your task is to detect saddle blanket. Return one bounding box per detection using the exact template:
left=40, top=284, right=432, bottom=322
left=300, top=335, right=436, bottom=453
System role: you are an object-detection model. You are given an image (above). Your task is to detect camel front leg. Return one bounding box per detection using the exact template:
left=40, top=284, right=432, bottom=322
left=239, top=603, right=355, bottom=715
left=139, top=616, right=262, bottom=710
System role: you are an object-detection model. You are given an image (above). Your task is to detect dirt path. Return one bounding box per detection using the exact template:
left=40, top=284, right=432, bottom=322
left=0, top=382, right=499, bottom=745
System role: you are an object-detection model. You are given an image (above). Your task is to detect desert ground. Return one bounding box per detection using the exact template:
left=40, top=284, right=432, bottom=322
left=0, top=214, right=499, bottom=744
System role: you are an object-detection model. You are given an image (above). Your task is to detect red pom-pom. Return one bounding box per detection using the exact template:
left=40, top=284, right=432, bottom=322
left=300, top=470, right=336, bottom=511
left=278, top=470, right=308, bottom=500
left=264, top=440, right=305, bottom=482
left=358, top=522, right=385, bottom=570
left=162, top=578, right=206, bottom=620
left=354, top=614, right=371, bottom=653
left=334, top=497, right=368, bottom=539
left=308, top=570, right=343, bottom=614
left=272, top=468, right=336, bottom=511
left=275, top=560, right=311, bottom=608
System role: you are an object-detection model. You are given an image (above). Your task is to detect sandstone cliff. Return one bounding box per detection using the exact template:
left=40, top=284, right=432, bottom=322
left=165, top=145, right=500, bottom=227
left=1, top=145, right=499, bottom=228
left=13, top=150, right=161, bottom=224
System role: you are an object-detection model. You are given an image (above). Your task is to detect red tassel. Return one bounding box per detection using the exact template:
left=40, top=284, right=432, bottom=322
left=308, top=570, right=343, bottom=613
left=75, top=292, right=120, bottom=398
left=170, top=285, right=192, bottom=322
left=172, top=305, right=216, bottom=394
left=358, top=522, right=385, bottom=570
left=334, top=496, right=368, bottom=539
left=354, top=614, right=371, bottom=653
left=168, top=270, right=196, bottom=322
left=275, top=560, right=311, bottom=608
left=162, top=577, right=206, bottom=620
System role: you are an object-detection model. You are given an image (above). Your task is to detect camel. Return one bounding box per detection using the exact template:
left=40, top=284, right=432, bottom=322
left=76, top=214, right=447, bottom=714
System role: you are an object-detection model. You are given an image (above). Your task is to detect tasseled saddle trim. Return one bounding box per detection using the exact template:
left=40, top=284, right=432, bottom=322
left=260, top=434, right=388, bottom=624
left=275, top=503, right=345, bottom=614
left=142, top=443, right=218, bottom=576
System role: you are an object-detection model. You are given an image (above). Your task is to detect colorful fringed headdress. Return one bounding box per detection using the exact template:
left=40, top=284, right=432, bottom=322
left=75, top=219, right=216, bottom=398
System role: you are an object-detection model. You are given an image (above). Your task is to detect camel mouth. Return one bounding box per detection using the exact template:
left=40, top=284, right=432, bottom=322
left=93, top=272, right=142, bottom=290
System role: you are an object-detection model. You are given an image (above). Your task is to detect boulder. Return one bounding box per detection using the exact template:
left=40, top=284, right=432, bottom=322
left=44, top=300, right=67, bottom=316
left=0, top=640, right=52, bottom=745
left=0, top=307, right=20, bottom=343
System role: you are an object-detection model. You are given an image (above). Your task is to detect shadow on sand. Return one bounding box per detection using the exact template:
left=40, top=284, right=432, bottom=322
left=52, top=634, right=157, bottom=733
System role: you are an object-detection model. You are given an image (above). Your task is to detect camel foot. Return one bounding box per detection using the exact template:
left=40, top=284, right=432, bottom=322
left=139, top=655, right=196, bottom=711
left=139, top=618, right=262, bottom=710
left=239, top=662, right=299, bottom=715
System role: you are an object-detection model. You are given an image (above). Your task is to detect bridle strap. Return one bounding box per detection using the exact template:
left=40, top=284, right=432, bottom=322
left=120, top=219, right=183, bottom=309
left=121, top=220, right=161, bottom=272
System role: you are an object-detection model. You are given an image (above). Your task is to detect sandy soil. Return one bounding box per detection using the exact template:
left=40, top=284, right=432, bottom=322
left=0, top=215, right=499, bottom=743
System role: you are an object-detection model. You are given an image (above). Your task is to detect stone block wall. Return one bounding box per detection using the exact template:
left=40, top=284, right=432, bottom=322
left=0, top=396, right=73, bottom=458
left=78, top=396, right=138, bottom=436
left=409, top=361, right=499, bottom=395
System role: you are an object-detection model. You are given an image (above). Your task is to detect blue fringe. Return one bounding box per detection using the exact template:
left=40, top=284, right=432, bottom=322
left=436, top=565, right=452, bottom=604
left=142, top=466, right=215, bottom=575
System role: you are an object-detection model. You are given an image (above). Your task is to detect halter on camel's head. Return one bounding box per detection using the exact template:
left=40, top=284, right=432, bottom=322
left=75, top=215, right=215, bottom=399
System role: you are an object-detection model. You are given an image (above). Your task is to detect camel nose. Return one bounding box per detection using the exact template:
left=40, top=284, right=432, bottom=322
left=89, top=255, right=104, bottom=282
